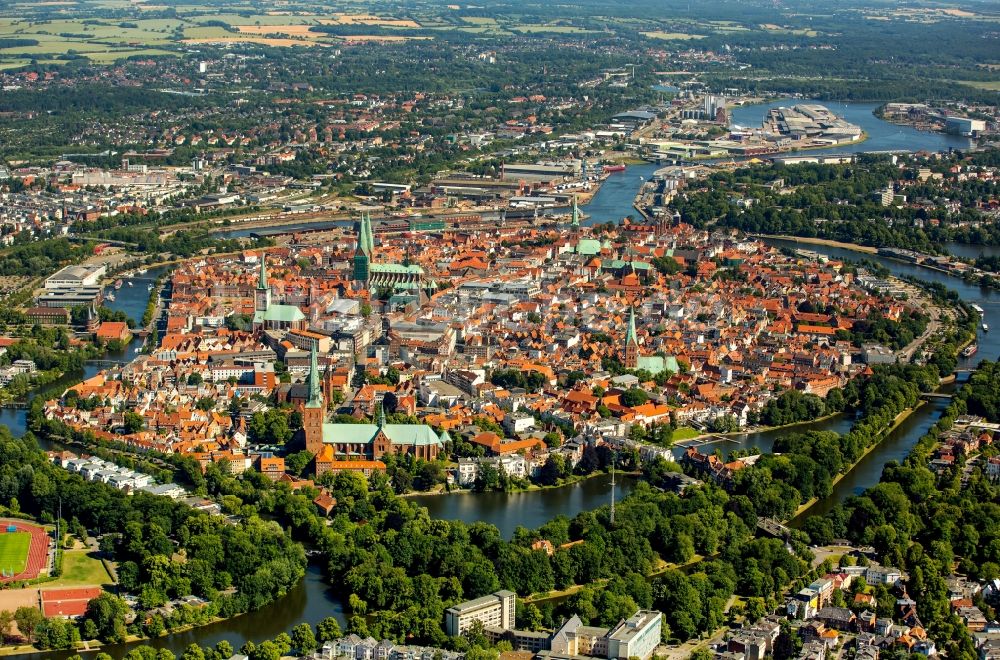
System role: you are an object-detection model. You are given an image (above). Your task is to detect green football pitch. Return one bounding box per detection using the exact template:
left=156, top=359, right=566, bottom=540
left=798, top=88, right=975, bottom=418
left=0, top=532, right=30, bottom=576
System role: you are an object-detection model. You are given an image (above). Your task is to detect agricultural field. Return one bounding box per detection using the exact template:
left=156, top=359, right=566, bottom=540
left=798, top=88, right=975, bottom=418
left=182, top=36, right=327, bottom=47
left=0, top=531, right=30, bottom=576
left=641, top=31, right=706, bottom=40
left=320, top=14, right=420, bottom=28
left=510, top=24, right=598, bottom=34
left=0, top=9, right=434, bottom=62
left=959, top=80, right=1000, bottom=91
left=0, top=16, right=178, bottom=66
left=759, top=23, right=820, bottom=36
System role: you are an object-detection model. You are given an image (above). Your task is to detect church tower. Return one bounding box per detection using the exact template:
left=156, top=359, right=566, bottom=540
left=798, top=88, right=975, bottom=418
left=571, top=195, right=581, bottom=229
left=301, top=341, right=326, bottom=454
left=353, top=212, right=374, bottom=284
left=255, top=252, right=271, bottom=312
left=623, top=306, right=639, bottom=369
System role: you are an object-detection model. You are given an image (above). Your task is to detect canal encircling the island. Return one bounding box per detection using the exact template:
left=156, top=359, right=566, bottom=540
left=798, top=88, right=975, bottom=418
left=7, top=101, right=998, bottom=657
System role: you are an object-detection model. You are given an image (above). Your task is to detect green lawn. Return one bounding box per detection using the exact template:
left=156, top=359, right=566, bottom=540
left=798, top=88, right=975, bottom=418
left=0, top=532, right=30, bottom=576
left=672, top=426, right=701, bottom=441
left=50, top=550, right=113, bottom=587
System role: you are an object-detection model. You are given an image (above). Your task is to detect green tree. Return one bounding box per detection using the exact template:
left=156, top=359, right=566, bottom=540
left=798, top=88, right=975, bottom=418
left=0, top=610, right=13, bottom=646
left=254, top=641, right=281, bottom=660
left=744, top=597, right=766, bottom=623
left=123, top=411, right=144, bottom=433
left=285, top=450, right=314, bottom=476
left=181, top=644, right=205, bottom=660
left=84, top=593, right=128, bottom=643
left=316, top=616, right=342, bottom=642
left=13, top=606, right=43, bottom=643
left=620, top=388, right=649, bottom=407
left=291, top=623, right=317, bottom=654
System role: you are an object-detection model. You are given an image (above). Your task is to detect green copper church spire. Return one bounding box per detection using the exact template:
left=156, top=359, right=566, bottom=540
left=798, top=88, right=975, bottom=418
left=305, top=341, right=323, bottom=408
left=571, top=195, right=580, bottom=228
left=353, top=213, right=372, bottom=282
left=364, top=211, right=375, bottom=256
left=626, top=306, right=638, bottom=346
left=258, top=251, right=268, bottom=290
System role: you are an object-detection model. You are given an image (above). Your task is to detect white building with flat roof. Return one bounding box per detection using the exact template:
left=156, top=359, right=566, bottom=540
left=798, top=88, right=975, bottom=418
left=445, top=590, right=516, bottom=637
left=605, top=611, right=662, bottom=660
left=45, top=264, right=106, bottom=290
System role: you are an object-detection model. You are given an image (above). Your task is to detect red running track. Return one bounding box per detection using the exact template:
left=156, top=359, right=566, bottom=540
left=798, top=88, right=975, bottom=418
left=0, top=520, right=49, bottom=582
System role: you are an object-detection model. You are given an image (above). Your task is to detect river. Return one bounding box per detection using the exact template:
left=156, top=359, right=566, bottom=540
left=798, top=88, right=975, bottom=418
left=410, top=474, right=635, bottom=537
left=0, top=266, right=170, bottom=438
left=5, top=100, right=997, bottom=657
left=944, top=242, right=1000, bottom=262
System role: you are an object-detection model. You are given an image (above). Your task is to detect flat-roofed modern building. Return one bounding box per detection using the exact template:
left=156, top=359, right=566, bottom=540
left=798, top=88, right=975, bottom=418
left=45, top=264, right=106, bottom=290
left=445, top=590, right=516, bottom=637
left=605, top=610, right=662, bottom=660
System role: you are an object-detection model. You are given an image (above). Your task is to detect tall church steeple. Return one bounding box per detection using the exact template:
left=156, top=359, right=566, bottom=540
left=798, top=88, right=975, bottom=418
left=353, top=212, right=373, bottom=283
left=571, top=195, right=580, bottom=229
left=624, top=306, right=639, bottom=369
left=255, top=252, right=271, bottom=311
left=301, top=341, right=325, bottom=454
left=306, top=341, right=323, bottom=409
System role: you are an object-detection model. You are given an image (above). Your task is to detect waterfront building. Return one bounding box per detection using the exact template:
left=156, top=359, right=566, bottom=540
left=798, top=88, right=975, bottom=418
left=45, top=264, right=106, bottom=290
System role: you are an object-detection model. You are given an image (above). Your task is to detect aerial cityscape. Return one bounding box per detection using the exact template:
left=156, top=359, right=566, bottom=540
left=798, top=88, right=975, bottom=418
left=0, top=0, right=998, bottom=660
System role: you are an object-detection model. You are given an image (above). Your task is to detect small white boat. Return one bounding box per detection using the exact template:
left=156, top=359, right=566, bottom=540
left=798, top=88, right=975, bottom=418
left=972, top=304, right=984, bottom=314
left=147, top=284, right=153, bottom=291
left=983, top=323, right=990, bottom=333
left=127, top=281, right=133, bottom=287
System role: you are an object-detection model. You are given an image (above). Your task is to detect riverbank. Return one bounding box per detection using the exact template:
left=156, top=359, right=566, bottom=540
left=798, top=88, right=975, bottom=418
left=787, top=401, right=926, bottom=524
left=686, top=130, right=870, bottom=163
left=0, top=613, right=246, bottom=657
left=751, top=234, right=878, bottom=254
left=759, top=234, right=1000, bottom=289
left=675, top=411, right=847, bottom=450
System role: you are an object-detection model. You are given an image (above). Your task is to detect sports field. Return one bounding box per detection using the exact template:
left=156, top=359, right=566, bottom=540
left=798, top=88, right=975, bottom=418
left=0, top=532, right=30, bottom=576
